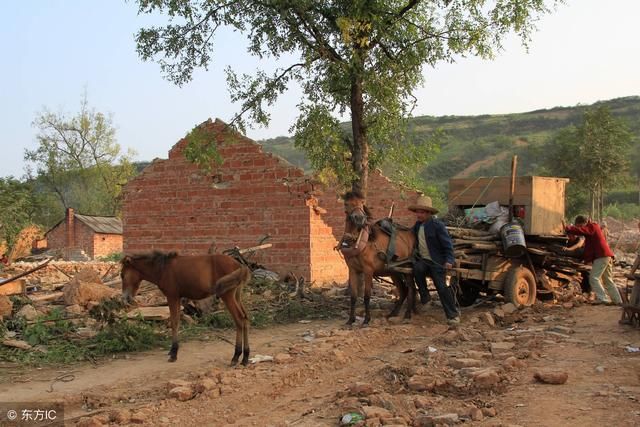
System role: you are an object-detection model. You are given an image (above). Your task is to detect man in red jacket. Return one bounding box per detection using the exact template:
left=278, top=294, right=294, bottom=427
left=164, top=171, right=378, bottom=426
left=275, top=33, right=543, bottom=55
left=564, top=215, right=622, bottom=305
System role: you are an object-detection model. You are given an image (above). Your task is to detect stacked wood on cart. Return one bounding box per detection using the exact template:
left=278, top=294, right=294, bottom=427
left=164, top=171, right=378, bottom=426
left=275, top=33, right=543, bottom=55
left=445, top=174, right=589, bottom=307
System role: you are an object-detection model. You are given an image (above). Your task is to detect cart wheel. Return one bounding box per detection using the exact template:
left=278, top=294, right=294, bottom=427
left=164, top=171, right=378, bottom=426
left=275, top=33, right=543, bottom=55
left=504, top=266, right=537, bottom=307
left=454, top=277, right=480, bottom=307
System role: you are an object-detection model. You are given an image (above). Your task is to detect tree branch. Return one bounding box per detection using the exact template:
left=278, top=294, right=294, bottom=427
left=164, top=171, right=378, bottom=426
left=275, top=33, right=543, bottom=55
left=229, top=61, right=308, bottom=127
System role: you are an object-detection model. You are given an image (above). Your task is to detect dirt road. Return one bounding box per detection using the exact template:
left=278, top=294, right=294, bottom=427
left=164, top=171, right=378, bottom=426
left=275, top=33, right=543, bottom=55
left=2, top=302, right=640, bottom=426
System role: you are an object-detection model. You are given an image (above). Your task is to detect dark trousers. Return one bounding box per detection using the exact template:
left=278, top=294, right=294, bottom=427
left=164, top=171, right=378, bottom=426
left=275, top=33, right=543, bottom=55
left=414, top=258, right=459, bottom=320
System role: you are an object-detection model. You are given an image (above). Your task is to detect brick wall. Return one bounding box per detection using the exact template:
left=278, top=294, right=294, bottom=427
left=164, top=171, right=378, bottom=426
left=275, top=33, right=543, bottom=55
left=45, top=222, right=67, bottom=254
left=75, top=221, right=96, bottom=258
left=123, top=119, right=315, bottom=280
left=93, top=234, right=123, bottom=258
left=122, top=119, right=422, bottom=284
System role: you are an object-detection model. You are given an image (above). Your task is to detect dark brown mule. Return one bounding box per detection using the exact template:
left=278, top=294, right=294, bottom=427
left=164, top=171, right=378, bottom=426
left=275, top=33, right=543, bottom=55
left=121, top=251, right=252, bottom=365
left=340, top=192, right=417, bottom=325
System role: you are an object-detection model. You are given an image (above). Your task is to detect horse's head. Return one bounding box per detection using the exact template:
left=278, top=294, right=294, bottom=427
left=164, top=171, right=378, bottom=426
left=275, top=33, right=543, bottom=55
left=120, top=255, right=143, bottom=304
left=343, top=190, right=369, bottom=231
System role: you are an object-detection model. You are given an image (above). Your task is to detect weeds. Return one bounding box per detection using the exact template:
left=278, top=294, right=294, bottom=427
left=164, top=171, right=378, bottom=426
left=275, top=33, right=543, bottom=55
left=91, top=318, right=166, bottom=354
left=23, top=308, right=76, bottom=346
left=89, top=297, right=128, bottom=324
left=97, top=252, right=123, bottom=262
left=199, top=311, right=235, bottom=329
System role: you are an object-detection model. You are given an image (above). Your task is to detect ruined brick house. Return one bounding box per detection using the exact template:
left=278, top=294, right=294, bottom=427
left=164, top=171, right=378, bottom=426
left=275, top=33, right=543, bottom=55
left=122, top=119, right=420, bottom=284
left=44, top=208, right=123, bottom=260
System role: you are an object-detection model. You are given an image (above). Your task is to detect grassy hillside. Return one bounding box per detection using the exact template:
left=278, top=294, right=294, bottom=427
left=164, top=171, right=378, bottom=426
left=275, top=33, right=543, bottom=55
left=258, top=96, right=640, bottom=197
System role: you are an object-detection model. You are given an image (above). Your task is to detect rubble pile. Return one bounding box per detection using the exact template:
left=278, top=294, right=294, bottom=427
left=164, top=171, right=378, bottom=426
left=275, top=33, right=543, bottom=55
left=1, top=261, right=118, bottom=290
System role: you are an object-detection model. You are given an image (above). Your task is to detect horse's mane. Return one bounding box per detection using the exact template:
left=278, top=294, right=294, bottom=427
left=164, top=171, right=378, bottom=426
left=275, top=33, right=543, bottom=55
left=122, top=251, right=178, bottom=271
left=363, top=205, right=373, bottom=219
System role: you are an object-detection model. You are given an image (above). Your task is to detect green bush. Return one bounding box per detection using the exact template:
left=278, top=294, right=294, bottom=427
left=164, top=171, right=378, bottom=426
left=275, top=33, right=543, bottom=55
left=23, top=308, right=75, bottom=346
left=97, top=252, right=123, bottom=262
left=90, top=318, right=166, bottom=354
left=605, top=189, right=638, bottom=205
left=200, top=311, right=235, bottom=329
left=603, top=203, right=640, bottom=220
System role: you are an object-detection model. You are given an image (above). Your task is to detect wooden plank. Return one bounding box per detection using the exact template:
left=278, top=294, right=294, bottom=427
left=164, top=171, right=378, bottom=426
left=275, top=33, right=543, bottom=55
left=447, top=227, right=495, bottom=237
left=448, top=176, right=533, bottom=206
left=28, top=291, right=64, bottom=302
left=239, top=243, right=272, bottom=254
left=485, top=256, right=516, bottom=272
left=454, top=268, right=503, bottom=282
left=458, top=260, right=482, bottom=269
left=2, top=339, right=32, bottom=350
left=0, top=279, right=25, bottom=296
left=471, top=243, right=500, bottom=251
left=530, top=177, right=567, bottom=235
left=126, top=306, right=171, bottom=320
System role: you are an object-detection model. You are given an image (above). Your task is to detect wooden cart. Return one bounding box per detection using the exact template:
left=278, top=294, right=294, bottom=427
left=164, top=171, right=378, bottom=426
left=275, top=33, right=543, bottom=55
left=447, top=176, right=580, bottom=307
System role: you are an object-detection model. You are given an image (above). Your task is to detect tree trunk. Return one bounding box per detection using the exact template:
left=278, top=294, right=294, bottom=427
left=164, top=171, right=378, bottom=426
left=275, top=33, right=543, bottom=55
left=350, top=73, right=368, bottom=197
left=597, top=182, right=603, bottom=223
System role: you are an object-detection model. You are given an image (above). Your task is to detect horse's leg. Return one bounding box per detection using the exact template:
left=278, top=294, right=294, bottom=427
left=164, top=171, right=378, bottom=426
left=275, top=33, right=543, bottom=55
left=346, top=268, right=358, bottom=325
left=404, top=274, right=417, bottom=319
left=387, top=275, right=406, bottom=318
left=363, top=272, right=373, bottom=325
left=167, top=296, right=181, bottom=362
left=220, top=292, right=244, bottom=366
left=236, top=285, right=250, bottom=366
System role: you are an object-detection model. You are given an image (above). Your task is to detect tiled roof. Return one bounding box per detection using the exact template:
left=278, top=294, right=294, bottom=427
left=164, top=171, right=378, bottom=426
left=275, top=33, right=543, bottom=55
left=74, top=214, right=122, bottom=234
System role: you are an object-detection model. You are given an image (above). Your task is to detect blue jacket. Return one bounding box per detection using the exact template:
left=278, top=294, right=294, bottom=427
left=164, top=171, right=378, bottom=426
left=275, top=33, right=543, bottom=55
left=412, top=218, right=455, bottom=266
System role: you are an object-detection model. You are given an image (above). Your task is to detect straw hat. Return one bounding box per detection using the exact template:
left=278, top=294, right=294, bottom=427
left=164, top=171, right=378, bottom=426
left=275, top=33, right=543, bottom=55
left=408, top=195, right=439, bottom=214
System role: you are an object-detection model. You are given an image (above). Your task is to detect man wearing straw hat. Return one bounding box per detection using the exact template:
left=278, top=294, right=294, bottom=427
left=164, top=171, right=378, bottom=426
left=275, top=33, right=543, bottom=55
left=409, top=195, right=460, bottom=325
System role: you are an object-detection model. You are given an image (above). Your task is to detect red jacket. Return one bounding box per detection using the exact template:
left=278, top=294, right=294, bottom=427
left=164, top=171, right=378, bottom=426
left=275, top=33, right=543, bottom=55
left=564, top=222, right=614, bottom=263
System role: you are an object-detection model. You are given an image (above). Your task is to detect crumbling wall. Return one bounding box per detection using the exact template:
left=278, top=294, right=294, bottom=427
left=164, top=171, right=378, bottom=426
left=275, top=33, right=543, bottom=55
left=123, top=119, right=314, bottom=280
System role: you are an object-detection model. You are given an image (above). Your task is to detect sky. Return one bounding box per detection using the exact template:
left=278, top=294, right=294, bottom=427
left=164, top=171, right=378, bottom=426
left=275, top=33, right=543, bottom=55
left=1, top=0, right=639, bottom=179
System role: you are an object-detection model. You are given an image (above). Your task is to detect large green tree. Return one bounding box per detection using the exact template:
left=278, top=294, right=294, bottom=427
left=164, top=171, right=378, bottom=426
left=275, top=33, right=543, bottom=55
left=135, top=0, right=558, bottom=195
left=0, top=178, right=42, bottom=251
left=544, top=106, right=633, bottom=221
left=25, top=94, right=137, bottom=216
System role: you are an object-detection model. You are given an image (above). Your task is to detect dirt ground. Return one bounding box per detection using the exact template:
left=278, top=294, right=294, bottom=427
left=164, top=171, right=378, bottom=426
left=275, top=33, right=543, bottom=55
left=2, top=297, right=640, bottom=427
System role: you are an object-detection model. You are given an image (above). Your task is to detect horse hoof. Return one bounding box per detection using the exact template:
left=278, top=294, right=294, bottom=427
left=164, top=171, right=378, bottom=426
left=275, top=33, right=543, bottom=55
left=168, top=356, right=177, bottom=363
left=346, top=319, right=355, bottom=326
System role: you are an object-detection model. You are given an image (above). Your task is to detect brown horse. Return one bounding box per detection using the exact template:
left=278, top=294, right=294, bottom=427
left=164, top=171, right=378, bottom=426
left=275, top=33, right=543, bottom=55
left=340, top=191, right=417, bottom=325
left=121, top=251, right=252, bottom=365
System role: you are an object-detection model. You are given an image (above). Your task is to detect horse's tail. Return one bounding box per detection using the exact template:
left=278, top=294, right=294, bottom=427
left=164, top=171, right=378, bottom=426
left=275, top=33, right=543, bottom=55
left=215, top=265, right=252, bottom=298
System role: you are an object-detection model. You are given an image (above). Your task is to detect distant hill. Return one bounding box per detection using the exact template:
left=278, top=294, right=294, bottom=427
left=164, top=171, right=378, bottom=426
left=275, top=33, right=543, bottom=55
left=258, top=96, right=640, bottom=193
